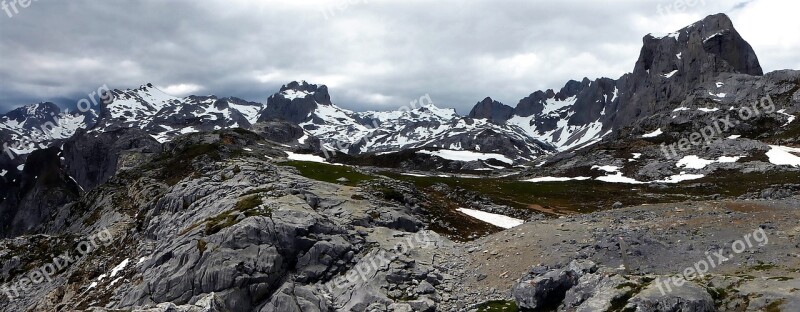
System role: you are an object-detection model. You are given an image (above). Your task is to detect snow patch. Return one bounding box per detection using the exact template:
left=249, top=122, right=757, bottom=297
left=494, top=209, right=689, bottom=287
left=661, top=70, right=678, bottom=78
left=676, top=155, right=742, bottom=169
left=456, top=208, right=524, bottom=229
left=285, top=152, right=328, bottom=163
left=596, top=173, right=645, bottom=184
left=642, top=129, right=663, bottom=138
left=592, top=165, right=620, bottom=173
left=766, top=145, right=800, bottom=167
left=417, top=149, right=512, bottom=165
left=523, top=176, right=590, bottom=183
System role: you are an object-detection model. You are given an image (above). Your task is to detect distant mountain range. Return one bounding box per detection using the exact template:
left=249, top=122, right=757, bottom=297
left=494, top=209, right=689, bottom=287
left=1, top=13, right=798, bottom=180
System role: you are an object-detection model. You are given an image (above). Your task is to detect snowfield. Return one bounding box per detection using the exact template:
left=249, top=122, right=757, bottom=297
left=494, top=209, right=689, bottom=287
left=417, top=149, right=513, bottom=164
left=285, top=152, right=328, bottom=163
left=523, top=176, right=591, bottom=183
left=642, top=128, right=663, bottom=138
left=456, top=208, right=524, bottom=229
left=766, top=145, right=800, bottom=167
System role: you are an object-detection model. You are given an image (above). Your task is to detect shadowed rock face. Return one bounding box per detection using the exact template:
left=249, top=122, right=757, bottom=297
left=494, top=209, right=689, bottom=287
left=63, top=128, right=162, bottom=191
left=0, top=146, right=81, bottom=238
left=612, top=13, right=763, bottom=128
left=465, top=13, right=766, bottom=150
left=258, top=81, right=332, bottom=123
left=468, top=97, right=514, bottom=123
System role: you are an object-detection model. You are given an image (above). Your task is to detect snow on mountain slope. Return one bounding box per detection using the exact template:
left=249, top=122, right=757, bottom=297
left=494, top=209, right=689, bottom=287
left=259, top=82, right=554, bottom=161
left=0, top=102, right=95, bottom=157
left=96, top=84, right=264, bottom=143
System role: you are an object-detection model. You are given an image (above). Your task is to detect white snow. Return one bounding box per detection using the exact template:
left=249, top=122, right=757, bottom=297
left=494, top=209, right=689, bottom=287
left=777, top=109, right=796, bottom=126
left=523, top=176, right=590, bottom=183
left=642, top=129, right=663, bottom=138
left=667, top=32, right=680, bottom=40
left=662, top=70, right=679, bottom=78
left=716, top=82, right=725, bottom=88
left=708, top=92, right=727, bottom=98
left=704, top=31, right=725, bottom=43
left=676, top=156, right=714, bottom=169
left=632, top=153, right=642, bottom=159
left=592, top=165, right=620, bottom=173
left=654, top=173, right=705, bottom=183
left=596, top=173, right=645, bottom=184
left=676, top=155, right=742, bottom=169
left=417, top=149, right=512, bottom=165
left=727, top=135, right=741, bottom=139
left=0, top=170, right=6, bottom=177
left=766, top=145, right=800, bottom=167
left=285, top=152, right=328, bottom=163
left=110, top=258, right=130, bottom=278
left=717, top=156, right=743, bottom=163
left=676, top=52, right=682, bottom=60
left=16, top=164, right=24, bottom=171
left=698, top=108, right=720, bottom=112
left=281, top=89, right=312, bottom=100
left=456, top=208, right=524, bottom=229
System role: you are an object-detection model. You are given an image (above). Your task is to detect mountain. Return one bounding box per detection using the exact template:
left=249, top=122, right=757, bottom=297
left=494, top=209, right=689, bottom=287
left=95, top=84, right=263, bottom=142
left=463, top=14, right=769, bottom=152
left=0, top=14, right=795, bottom=174
left=257, top=81, right=554, bottom=162
left=0, top=102, right=97, bottom=158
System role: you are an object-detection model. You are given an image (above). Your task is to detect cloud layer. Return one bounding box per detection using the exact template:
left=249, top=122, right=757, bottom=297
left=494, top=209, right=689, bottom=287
left=0, top=0, right=797, bottom=114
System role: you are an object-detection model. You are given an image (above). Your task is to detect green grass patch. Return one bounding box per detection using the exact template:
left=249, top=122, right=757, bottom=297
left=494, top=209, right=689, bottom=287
left=235, top=195, right=263, bottom=211
left=204, top=195, right=270, bottom=235
left=197, top=239, right=207, bottom=255
left=476, top=300, right=518, bottom=312
left=765, top=299, right=785, bottom=312
left=768, top=276, right=794, bottom=282
left=752, top=262, right=777, bottom=271
left=281, top=161, right=375, bottom=186
left=381, top=169, right=800, bottom=215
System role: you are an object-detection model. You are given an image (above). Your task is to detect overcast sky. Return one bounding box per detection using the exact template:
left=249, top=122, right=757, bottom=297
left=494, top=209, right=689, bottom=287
left=0, top=0, right=798, bottom=114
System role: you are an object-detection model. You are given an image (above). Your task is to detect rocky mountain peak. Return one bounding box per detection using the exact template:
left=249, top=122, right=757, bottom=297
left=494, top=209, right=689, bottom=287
left=2, top=102, right=61, bottom=122
left=635, top=13, right=762, bottom=80
left=468, top=97, right=514, bottom=123
left=258, top=81, right=331, bottom=123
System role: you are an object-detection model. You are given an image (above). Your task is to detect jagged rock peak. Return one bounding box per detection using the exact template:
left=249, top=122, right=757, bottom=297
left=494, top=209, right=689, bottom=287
left=468, top=97, right=514, bottom=122
left=638, top=13, right=762, bottom=77
left=278, top=80, right=332, bottom=105
left=259, top=81, right=332, bottom=123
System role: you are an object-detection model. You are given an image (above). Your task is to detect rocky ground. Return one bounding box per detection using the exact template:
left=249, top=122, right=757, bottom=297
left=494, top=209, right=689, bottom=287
left=1, top=130, right=799, bottom=311
left=444, top=198, right=800, bottom=311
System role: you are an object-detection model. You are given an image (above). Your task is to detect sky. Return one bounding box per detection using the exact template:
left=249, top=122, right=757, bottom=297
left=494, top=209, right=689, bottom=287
left=0, top=0, right=798, bottom=114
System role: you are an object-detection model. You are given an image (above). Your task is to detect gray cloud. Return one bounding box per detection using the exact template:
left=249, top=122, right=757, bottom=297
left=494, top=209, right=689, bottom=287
left=0, top=0, right=797, bottom=114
